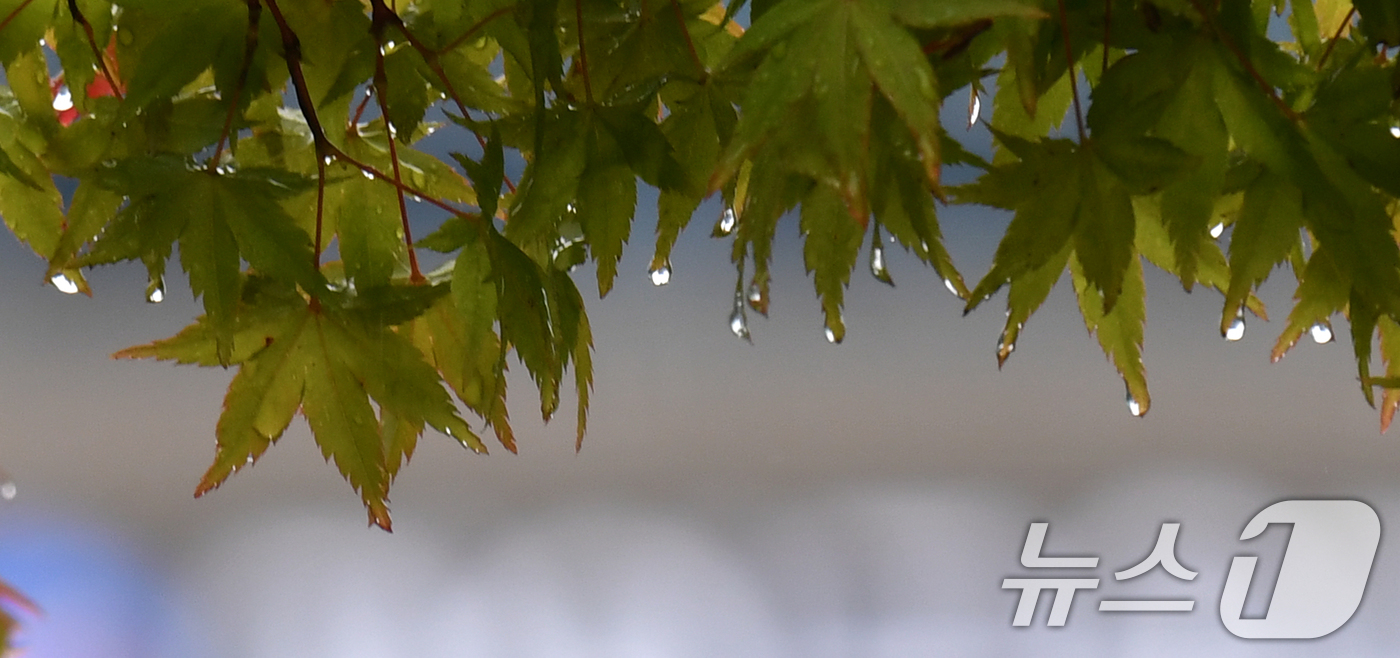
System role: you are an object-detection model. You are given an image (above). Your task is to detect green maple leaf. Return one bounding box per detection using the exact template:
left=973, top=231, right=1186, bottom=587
left=119, top=289, right=483, bottom=531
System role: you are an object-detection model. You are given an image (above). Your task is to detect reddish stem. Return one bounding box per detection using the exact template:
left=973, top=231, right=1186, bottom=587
left=67, top=0, right=122, bottom=101
left=574, top=0, right=593, bottom=104
left=210, top=0, right=262, bottom=171
left=1055, top=0, right=1085, bottom=142
left=0, top=0, right=37, bottom=35
left=668, top=0, right=706, bottom=78
left=1316, top=7, right=1357, bottom=70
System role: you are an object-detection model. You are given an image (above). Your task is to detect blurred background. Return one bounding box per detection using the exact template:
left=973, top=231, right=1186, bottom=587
left=4, top=75, right=1400, bottom=656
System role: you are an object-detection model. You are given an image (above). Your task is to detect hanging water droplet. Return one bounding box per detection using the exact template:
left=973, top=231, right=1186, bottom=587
left=412, top=195, right=423, bottom=203
left=1224, top=310, right=1246, bottom=341
left=1126, top=388, right=1144, bottom=417
left=967, top=91, right=981, bottom=128
left=322, top=155, right=334, bottom=166
left=145, top=275, right=165, bottom=304
left=649, top=264, right=671, bottom=286
left=824, top=324, right=844, bottom=344
left=361, top=169, right=375, bottom=180
left=0, top=480, right=14, bottom=501
left=38, top=38, right=45, bottom=48
left=1210, top=223, right=1225, bottom=239
left=1390, top=126, right=1400, bottom=139
left=943, top=278, right=959, bottom=297
left=870, top=244, right=893, bottom=286
left=51, top=273, right=79, bottom=294
left=245, top=455, right=255, bottom=466
left=729, top=308, right=748, bottom=339
left=51, top=86, right=73, bottom=112
left=747, top=283, right=762, bottom=304
left=715, top=207, right=736, bottom=236
left=1310, top=321, right=1334, bottom=344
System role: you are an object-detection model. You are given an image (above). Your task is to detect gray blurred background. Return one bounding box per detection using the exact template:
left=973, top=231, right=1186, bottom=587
left=3, top=79, right=1400, bottom=656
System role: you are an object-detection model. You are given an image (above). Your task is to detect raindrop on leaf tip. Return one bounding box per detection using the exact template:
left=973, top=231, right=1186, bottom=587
left=649, top=264, right=671, bottom=286
left=1224, top=313, right=1246, bottom=342
left=1126, top=389, right=1144, bottom=417
left=1210, top=223, right=1225, bottom=239
left=51, top=273, right=79, bottom=295
left=1310, top=322, right=1334, bottom=344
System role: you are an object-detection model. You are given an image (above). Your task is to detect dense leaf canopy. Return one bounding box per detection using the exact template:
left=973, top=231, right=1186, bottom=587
left=1, top=0, right=1399, bottom=552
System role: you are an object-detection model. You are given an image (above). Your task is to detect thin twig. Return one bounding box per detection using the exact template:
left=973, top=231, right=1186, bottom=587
left=1102, top=0, right=1111, bottom=74
left=370, top=8, right=424, bottom=283
left=668, top=0, right=707, bottom=78
left=436, top=5, right=513, bottom=56
left=67, top=0, right=122, bottom=101
left=366, top=0, right=517, bottom=195
left=574, top=0, right=593, bottom=104
left=1186, top=0, right=1299, bottom=121
left=1055, top=0, right=1085, bottom=141
left=0, top=0, right=37, bottom=35
left=1316, top=6, right=1357, bottom=70
left=210, top=0, right=262, bottom=170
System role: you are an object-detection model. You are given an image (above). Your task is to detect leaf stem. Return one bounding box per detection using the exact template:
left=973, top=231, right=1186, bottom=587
left=370, top=35, right=424, bottom=283
left=575, top=0, right=593, bottom=104
left=1316, top=6, right=1357, bottom=70
left=436, top=6, right=513, bottom=56
left=67, top=0, right=122, bottom=101
left=364, top=0, right=517, bottom=195
left=210, top=0, right=262, bottom=171
left=1055, top=0, right=1085, bottom=142
left=0, top=0, right=36, bottom=35
left=1186, top=0, right=1299, bottom=121
left=1102, top=0, right=1111, bottom=74
left=668, top=0, right=707, bottom=79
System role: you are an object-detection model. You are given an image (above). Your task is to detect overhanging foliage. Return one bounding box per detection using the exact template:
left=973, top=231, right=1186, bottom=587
left=0, top=0, right=1397, bottom=538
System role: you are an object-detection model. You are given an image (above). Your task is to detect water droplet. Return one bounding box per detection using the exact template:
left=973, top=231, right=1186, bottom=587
left=361, top=169, right=375, bottom=179
left=649, top=264, right=671, bottom=286
left=387, top=123, right=398, bottom=138
left=1126, top=388, right=1144, bottom=417
left=412, top=195, right=422, bottom=203
left=943, top=278, right=959, bottom=297
left=968, top=91, right=981, bottom=128
left=51, top=273, right=79, bottom=294
left=747, top=283, right=762, bottom=304
left=824, top=325, right=844, bottom=344
left=386, top=40, right=397, bottom=52
left=145, top=275, right=165, bottom=304
left=1224, top=310, right=1246, bottom=341
left=52, top=86, right=73, bottom=112
left=1210, top=223, right=1224, bottom=239
left=729, top=308, right=748, bottom=339
left=997, top=334, right=1015, bottom=358
left=870, top=244, right=893, bottom=286
left=0, top=480, right=14, bottom=501
left=37, top=39, right=45, bottom=48
left=715, top=207, right=736, bottom=236
left=1310, top=322, right=1334, bottom=344
left=1391, top=126, right=1400, bottom=139
left=245, top=455, right=255, bottom=466
left=322, top=155, right=334, bottom=166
